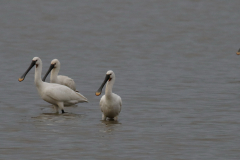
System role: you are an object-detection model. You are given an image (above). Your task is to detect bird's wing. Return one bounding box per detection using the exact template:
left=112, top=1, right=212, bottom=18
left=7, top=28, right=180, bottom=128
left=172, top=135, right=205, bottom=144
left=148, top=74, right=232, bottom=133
left=44, top=84, right=78, bottom=102
left=118, top=96, right=122, bottom=113
left=100, top=95, right=105, bottom=112
left=75, top=91, right=88, bottom=102
left=58, top=75, right=76, bottom=91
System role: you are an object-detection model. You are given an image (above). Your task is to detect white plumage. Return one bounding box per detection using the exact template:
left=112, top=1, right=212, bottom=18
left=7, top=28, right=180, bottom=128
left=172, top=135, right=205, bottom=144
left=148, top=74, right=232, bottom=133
left=19, top=57, right=88, bottom=113
left=42, top=59, right=77, bottom=91
left=96, top=70, right=122, bottom=121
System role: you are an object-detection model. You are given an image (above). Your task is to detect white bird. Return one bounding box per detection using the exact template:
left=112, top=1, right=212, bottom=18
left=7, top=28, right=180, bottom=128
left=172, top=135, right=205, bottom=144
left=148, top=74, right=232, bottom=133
left=95, top=70, right=122, bottom=121
left=42, top=59, right=77, bottom=91
left=18, top=57, right=88, bottom=113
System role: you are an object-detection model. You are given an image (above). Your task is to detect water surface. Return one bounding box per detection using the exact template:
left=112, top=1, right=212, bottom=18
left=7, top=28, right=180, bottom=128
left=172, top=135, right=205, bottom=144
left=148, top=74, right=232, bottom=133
left=0, top=0, right=240, bottom=159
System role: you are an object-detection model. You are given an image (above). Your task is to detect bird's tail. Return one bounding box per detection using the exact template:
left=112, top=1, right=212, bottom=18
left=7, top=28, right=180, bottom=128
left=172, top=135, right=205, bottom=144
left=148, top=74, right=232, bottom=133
left=76, top=92, right=88, bottom=102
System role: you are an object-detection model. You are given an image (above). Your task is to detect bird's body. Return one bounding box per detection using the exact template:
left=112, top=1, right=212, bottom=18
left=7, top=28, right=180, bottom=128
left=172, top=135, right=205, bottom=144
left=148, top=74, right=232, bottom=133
left=42, top=59, right=77, bottom=91
left=19, top=57, right=87, bottom=113
left=51, top=75, right=76, bottom=91
left=96, top=70, right=122, bottom=121
left=37, top=82, right=86, bottom=106
left=100, top=93, right=122, bottom=120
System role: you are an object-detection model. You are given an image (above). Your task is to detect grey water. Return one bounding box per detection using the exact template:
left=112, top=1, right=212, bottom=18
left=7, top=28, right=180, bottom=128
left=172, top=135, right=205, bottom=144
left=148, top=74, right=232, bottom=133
left=0, top=0, right=240, bottom=159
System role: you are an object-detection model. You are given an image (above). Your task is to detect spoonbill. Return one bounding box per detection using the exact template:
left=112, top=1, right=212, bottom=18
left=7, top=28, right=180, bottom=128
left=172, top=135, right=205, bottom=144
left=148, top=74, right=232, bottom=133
left=18, top=57, right=88, bottom=113
left=95, top=70, right=122, bottom=121
left=42, top=59, right=77, bottom=91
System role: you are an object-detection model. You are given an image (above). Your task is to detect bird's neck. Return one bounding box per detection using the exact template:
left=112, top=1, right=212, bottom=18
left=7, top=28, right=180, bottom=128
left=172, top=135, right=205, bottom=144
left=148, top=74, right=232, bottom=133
left=34, top=65, right=43, bottom=87
left=105, top=79, right=115, bottom=98
left=50, top=68, right=59, bottom=83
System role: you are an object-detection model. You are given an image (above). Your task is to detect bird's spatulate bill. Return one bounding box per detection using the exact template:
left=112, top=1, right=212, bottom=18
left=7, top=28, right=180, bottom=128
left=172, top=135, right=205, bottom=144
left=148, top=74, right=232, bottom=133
left=18, top=60, right=36, bottom=82
left=95, top=74, right=110, bottom=96
left=237, top=48, right=240, bottom=55
left=42, top=64, right=55, bottom=81
left=95, top=91, right=101, bottom=96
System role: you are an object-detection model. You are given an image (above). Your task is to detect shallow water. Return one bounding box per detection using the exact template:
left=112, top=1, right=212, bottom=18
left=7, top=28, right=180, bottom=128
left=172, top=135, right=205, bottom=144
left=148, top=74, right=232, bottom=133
left=0, top=0, right=240, bottom=159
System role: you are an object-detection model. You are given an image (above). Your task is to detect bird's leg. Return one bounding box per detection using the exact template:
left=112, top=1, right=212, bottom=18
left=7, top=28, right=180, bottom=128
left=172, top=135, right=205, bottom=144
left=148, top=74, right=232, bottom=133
left=53, top=105, right=59, bottom=113
left=113, top=116, right=118, bottom=121
left=102, top=114, right=107, bottom=121
left=56, top=102, right=65, bottom=114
